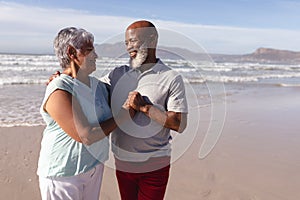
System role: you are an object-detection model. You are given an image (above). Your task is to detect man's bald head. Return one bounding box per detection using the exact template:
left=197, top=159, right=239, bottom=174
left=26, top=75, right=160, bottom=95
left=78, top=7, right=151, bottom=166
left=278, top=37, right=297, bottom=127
left=127, top=20, right=156, bottom=30
left=126, top=20, right=158, bottom=46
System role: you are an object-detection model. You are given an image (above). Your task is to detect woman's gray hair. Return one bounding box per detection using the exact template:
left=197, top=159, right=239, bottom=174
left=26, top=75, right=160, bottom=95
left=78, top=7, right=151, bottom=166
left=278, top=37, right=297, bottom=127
left=53, top=27, right=94, bottom=69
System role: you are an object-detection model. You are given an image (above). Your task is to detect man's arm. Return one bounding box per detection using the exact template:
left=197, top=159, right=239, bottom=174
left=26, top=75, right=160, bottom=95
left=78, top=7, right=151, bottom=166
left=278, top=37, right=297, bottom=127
left=126, top=91, right=187, bottom=133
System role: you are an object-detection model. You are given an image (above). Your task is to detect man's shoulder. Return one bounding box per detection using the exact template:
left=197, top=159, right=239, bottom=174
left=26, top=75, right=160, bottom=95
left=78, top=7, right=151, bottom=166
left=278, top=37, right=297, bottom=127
left=109, top=65, right=130, bottom=79
left=112, top=65, right=130, bottom=73
left=154, top=59, right=173, bottom=72
left=156, top=60, right=181, bottom=78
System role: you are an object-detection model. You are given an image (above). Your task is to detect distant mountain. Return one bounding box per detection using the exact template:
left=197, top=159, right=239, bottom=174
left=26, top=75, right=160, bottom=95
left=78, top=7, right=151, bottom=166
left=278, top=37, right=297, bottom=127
left=212, top=48, right=300, bottom=64
left=95, top=43, right=300, bottom=64
left=246, top=48, right=300, bottom=64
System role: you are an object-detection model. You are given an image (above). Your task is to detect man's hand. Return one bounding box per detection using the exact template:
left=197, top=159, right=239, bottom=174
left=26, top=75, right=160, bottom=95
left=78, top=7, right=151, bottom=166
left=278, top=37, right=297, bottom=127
left=125, top=91, right=186, bottom=132
left=46, top=71, right=61, bottom=85
left=122, top=97, right=136, bottom=119
left=127, top=91, right=148, bottom=112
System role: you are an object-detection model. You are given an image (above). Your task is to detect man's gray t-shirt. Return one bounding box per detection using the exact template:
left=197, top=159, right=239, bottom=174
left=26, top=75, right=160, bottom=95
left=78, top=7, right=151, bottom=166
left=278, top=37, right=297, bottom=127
left=102, top=59, right=188, bottom=162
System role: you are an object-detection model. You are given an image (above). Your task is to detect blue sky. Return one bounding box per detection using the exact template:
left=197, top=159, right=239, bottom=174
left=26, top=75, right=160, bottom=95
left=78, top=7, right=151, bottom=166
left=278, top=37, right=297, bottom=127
left=1, top=0, right=300, bottom=54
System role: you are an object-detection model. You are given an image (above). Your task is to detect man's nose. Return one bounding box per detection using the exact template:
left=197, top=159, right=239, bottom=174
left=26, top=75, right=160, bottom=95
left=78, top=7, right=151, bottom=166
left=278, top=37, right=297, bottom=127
left=126, top=43, right=133, bottom=52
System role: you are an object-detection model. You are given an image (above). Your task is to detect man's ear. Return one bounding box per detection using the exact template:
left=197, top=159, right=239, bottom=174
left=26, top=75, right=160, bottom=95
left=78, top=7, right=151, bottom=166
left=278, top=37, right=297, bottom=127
left=67, top=46, right=77, bottom=59
left=148, top=34, right=157, bottom=49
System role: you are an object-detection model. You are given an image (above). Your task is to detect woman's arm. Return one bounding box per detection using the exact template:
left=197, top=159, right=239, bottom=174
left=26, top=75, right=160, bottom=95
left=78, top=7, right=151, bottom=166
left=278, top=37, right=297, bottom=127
left=44, top=89, right=118, bottom=145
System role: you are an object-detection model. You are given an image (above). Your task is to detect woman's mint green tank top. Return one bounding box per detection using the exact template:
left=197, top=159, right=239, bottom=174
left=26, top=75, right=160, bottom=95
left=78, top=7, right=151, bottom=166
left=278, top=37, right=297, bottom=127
left=37, top=74, right=111, bottom=177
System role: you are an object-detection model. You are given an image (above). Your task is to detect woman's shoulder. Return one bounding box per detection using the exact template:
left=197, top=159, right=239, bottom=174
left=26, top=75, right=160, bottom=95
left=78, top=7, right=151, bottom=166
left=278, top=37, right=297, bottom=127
left=47, top=74, right=74, bottom=93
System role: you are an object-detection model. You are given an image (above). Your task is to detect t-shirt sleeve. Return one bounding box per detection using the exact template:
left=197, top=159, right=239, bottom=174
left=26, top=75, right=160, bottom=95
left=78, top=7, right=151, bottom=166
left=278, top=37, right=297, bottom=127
left=42, top=76, right=74, bottom=109
left=99, top=72, right=111, bottom=85
left=48, top=77, right=73, bottom=95
left=167, top=75, right=188, bottom=113
left=99, top=65, right=130, bottom=87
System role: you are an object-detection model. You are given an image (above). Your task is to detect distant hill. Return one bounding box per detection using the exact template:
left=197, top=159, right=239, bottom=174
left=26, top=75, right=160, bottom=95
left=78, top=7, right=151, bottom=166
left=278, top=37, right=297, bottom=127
left=212, top=48, right=300, bottom=64
left=95, top=43, right=300, bottom=64
left=248, top=48, right=300, bottom=63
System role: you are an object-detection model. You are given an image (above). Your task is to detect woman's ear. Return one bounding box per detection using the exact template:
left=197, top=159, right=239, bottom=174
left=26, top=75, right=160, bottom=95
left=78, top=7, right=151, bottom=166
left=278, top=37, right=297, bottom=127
left=67, top=46, right=77, bottom=59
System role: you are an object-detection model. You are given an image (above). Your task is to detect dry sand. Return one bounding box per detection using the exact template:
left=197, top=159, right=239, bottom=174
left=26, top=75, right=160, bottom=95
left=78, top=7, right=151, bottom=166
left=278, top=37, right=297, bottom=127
left=1, top=85, right=300, bottom=200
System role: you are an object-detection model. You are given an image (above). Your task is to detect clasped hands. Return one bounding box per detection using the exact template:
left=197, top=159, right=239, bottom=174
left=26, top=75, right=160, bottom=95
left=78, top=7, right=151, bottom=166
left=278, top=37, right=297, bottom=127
left=123, top=91, right=150, bottom=114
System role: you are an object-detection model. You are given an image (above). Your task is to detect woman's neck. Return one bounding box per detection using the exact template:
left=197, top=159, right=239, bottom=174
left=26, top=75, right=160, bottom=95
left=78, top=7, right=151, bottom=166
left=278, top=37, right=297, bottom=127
left=63, top=68, right=72, bottom=76
left=77, top=73, right=90, bottom=87
left=63, top=62, right=78, bottom=78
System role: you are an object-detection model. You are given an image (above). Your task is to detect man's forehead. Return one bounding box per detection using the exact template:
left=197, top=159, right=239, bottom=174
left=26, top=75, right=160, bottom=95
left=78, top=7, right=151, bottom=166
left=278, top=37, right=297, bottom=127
left=125, top=28, right=143, bottom=39
left=126, top=27, right=155, bottom=36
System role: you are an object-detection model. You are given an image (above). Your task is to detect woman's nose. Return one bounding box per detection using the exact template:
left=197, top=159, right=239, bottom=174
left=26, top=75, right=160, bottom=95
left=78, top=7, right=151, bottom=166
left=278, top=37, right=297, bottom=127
left=93, top=50, right=98, bottom=59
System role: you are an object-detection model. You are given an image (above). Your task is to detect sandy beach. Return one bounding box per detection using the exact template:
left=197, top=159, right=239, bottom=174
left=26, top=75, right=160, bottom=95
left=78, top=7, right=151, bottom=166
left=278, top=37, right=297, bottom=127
left=1, top=84, right=300, bottom=200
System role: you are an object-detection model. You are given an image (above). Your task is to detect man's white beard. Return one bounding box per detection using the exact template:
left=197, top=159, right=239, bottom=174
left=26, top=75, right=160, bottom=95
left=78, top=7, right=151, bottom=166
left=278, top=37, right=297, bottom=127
left=130, top=48, right=148, bottom=69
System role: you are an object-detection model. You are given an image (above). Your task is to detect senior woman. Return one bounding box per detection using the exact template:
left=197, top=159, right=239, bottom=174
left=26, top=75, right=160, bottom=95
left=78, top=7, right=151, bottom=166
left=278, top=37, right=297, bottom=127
left=37, top=27, right=125, bottom=200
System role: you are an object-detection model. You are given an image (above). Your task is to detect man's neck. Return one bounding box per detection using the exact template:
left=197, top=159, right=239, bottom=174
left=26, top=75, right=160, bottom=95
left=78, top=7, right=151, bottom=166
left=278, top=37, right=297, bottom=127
left=138, top=62, right=154, bottom=73
left=139, top=57, right=158, bottom=73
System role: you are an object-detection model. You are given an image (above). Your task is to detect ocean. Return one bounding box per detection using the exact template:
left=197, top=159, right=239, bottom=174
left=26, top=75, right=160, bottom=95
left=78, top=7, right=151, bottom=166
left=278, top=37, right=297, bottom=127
left=1, top=53, right=300, bottom=127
